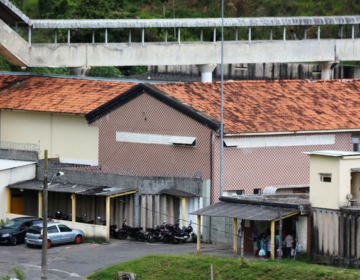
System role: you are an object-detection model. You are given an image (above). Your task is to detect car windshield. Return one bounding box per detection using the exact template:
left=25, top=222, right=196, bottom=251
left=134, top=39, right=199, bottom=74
left=1, top=220, right=22, bottom=229
left=28, top=225, right=42, bottom=234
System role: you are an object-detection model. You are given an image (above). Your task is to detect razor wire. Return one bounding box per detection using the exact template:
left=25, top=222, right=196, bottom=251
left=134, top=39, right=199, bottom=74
left=0, top=140, right=40, bottom=152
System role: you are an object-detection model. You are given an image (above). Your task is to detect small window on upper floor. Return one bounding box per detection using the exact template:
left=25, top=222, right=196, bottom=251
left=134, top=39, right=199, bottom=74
left=254, top=188, right=261, bottom=195
left=319, top=173, right=332, bottom=183
left=352, top=134, right=360, bottom=151
left=223, top=190, right=244, bottom=196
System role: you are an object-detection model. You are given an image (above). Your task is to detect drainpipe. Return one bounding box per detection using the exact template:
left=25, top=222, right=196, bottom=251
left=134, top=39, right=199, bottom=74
left=196, top=64, right=217, bottom=82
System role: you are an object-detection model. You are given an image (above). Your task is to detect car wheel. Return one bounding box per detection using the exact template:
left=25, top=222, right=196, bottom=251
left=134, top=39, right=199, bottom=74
left=46, top=240, right=51, bottom=248
left=10, top=236, right=17, bottom=246
left=136, top=232, right=145, bottom=242
left=118, top=232, right=127, bottom=240
left=147, top=233, right=155, bottom=243
left=74, top=235, right=83, bottom=244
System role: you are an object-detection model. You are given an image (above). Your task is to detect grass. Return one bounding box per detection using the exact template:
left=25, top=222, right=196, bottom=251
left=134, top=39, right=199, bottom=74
left=87, top=254, right=360, bottom=280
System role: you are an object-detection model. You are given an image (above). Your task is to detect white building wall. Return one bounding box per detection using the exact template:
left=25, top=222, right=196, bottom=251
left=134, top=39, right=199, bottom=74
left=0, top=161, right=36, bottom=219
left=1, top=110, right=98, bottom=165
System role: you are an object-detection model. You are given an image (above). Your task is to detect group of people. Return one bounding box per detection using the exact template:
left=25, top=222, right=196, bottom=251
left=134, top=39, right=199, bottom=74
left=250, top=229, right=295, bottom=258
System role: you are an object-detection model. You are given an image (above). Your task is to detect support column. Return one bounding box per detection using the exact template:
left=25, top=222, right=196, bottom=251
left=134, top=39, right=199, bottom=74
left=181, top=197, right=186, bottom=227
left=160, top=195, right=167, bottom=223
left=38, top=190, right=43, bottom=218
left=271, top=220, right=275, bottom=260
left=233, top=218, right=238, bottom=257
left=196, top=64, right=217, bottom=82
left=105, top=196, right=110, bottom=242
left=71, top=193, right=76, bottom=223
left=197, top=215, right=201, bottom=254
left=318, top=61, right=338, bottom=80
left=155, top=195, right=160, bottom=226
left=141, top=195, right=147, bottom=228
left=6, top=188, right=11, bottom=214
left=69, top=67, right=91, bottom=76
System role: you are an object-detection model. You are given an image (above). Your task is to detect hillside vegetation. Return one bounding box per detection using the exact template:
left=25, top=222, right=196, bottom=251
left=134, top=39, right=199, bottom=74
left=3, top=0, right=360, bottom=77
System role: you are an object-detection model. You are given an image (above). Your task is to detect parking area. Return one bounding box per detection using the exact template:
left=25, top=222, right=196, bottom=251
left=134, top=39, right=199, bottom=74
left=0, top=239, right=237, bottom=280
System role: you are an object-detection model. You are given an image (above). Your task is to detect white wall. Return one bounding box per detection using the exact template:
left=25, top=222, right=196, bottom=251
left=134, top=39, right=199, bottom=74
left=1, top=110, right=98, bottom=165
left=0, top=162, right=36, bottom=220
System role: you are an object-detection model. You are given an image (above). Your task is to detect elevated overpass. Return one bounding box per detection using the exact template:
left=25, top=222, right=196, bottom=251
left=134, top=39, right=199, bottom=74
left=1, top=0, right=360, bottom=81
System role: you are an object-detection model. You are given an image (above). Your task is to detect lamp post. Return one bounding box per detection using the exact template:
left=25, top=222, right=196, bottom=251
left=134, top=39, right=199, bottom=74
left=41, top=150, right=64, bottom=280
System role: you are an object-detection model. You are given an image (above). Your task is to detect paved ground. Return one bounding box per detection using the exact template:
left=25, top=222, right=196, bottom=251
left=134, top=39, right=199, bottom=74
left=0, top=238, right=259, bottom=280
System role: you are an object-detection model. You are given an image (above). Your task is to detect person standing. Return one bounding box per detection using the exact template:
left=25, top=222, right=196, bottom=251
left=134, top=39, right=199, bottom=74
left=251, top=229, right=259, bottom=257
left=290, top=29, right=297, bottom=40
left=285, top=232, right=294, bottom=257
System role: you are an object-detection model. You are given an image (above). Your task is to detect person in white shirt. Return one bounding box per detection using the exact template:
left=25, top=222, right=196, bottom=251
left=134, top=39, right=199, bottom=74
left=284, top=232, right=294, bottom=257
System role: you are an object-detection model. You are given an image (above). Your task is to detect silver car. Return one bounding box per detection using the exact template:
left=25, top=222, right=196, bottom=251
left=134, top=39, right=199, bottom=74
left=25, top=222, right=85, bottom=248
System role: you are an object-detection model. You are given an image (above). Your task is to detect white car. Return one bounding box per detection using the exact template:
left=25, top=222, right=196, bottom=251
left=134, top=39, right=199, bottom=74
left=25, top=222, right=85, bottom=248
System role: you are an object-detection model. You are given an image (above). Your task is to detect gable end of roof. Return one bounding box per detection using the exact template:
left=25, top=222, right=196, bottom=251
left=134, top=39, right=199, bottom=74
left=85, top=83, right=221, bottom=131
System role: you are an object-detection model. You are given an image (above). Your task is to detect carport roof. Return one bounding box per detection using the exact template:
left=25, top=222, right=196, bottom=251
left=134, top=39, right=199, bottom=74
left=8, top=180, right=137, bottom=196
left=158, top=189, right=199, bottom=197
left=190, top=201, right=300, bottom=221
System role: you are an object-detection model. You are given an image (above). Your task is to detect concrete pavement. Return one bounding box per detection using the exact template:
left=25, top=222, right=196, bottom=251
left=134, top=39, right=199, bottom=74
left=0, top=239, right=259, bottom=280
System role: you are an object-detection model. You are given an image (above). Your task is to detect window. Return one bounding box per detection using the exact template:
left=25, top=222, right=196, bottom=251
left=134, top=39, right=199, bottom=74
left=58, top=224, right=72, bottom=232
left=254, top=188, right=261, bottom=195
left=320, top=176, right=332, bottom=182
left=224, top=190, right=244, bottom=196
left=48, top=225, right=59, bottom=233
left=319, top=173, right=332, bottom=183
left=352, top=134, right=360, bottom=151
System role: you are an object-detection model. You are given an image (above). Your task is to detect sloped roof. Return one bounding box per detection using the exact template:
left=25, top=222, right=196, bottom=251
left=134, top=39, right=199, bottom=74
left=0, top=74, right=136, bottom=115
left=2, top=74, right=360, bottom=134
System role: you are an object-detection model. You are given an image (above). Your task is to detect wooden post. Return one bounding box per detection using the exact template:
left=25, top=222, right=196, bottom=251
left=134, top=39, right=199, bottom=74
left=197, top=215, right=201, bottom=254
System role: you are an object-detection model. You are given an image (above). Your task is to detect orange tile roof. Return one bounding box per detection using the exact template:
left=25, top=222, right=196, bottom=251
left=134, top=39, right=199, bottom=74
left=1, top=74, right=360, bottom=134
left=155, top=79, right=360, bottom=133
left=0, top=74, right=137, bottom=114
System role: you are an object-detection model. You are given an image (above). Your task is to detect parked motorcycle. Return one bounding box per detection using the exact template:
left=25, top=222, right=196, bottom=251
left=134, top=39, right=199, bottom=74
left=97, top=217, right=118, bottom=237
left=145, top=222, right=166, bottom=243
left=69, top=213, right=95, bottom=224
left=55, top=210, right=69, bottom=221
left=115, top=219, right=145, bottom=241
left=162, top=220, right=196, bottom=244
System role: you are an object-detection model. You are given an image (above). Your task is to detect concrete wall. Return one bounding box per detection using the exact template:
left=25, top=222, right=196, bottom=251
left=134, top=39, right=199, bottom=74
left=91, top=92, right=213, bottom=179
left=310, top=154, right=360, bottom=210
left=211, top=133, right=351, bottom=203
left=36, top=167, right=203, bottom=228
left=0, top=150, right=38, bottom=162
left=149, top=63, right=360, bottom=81
left=1, top=110, right=99, bottom=165
left=312, top=207, right=360, bottom=261
left=0, top=162, right=36, bottom=220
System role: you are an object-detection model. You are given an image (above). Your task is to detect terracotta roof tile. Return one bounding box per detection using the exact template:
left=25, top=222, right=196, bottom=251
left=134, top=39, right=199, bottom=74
left=1, top=74, right=360, bottom=134
left=0, top=75, right=137, bottom=115
left=155, top=79, right=360, bottom=133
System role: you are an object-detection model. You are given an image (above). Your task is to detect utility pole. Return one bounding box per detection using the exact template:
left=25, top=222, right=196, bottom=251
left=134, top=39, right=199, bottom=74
left=41, top=150, right=48, bottom=280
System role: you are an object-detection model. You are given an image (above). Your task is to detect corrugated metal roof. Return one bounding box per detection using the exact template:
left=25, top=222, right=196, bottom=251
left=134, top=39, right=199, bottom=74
left=30, top=16, right=360, bottom=29
left=190, top=201, right=299, bottom=221
left=8, top=180, right=137, bottom=196
left=304, top=150, right=360, bottom=157
left=158, top=189, right=199, bottom=197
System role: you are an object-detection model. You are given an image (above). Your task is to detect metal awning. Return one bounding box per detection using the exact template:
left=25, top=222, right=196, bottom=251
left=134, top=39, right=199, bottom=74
left=223, top=139, right=238, bottom=147
left=190, top=201, right=300, bottom=221
left=158, top=189, right=199, bottom=197
left=8, top=180, right=137, bottom=196
left=168, top=136, right=196, bottom=145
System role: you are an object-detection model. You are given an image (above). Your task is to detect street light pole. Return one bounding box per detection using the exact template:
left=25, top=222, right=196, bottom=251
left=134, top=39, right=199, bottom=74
left=41, top=150, right=48, bottom=280
left=41, top=150, right=64, bottom=280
